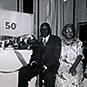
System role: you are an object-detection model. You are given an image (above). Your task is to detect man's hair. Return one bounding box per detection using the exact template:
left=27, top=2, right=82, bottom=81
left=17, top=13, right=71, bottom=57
left=62, top=23, right=75, bottom=38
left=40, top=22, right=50, bottom=29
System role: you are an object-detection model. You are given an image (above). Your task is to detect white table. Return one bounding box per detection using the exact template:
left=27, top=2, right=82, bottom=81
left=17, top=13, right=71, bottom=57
left=0, top=49, right=36, bottom=87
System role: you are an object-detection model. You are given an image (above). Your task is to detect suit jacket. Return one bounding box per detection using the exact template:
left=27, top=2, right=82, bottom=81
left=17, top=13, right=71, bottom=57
left=30, top=35, right=61, bottom=73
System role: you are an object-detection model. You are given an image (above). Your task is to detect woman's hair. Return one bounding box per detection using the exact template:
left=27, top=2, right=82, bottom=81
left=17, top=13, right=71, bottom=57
left=62, top=23, right=75, bottom=38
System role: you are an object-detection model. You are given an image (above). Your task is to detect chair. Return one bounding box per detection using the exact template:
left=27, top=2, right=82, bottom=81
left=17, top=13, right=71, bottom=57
left=35, top=73, right=58, bottom=87
left=35, top=75, right=45, bottom=87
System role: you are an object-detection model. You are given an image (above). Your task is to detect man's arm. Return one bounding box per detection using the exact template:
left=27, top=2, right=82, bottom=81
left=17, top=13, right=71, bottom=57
left=29, top=40, right=39, bottom=64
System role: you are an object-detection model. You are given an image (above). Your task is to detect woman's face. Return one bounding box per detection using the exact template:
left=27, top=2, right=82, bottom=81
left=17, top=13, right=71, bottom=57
left=65, top=27, right=74, bottom=39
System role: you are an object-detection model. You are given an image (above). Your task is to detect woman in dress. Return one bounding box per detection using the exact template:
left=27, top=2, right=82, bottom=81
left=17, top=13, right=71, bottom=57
left=55, top=23, right=84, bottom=87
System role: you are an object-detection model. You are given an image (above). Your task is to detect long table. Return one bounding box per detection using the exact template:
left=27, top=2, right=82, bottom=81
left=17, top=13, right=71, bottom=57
left=0, top=49, right=36, bottom=87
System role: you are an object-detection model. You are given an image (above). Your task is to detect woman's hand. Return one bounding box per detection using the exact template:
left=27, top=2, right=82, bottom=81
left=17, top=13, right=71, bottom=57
left=69, top=55, right=82, bottom=76
left=69, top=67, right=77, bottom=76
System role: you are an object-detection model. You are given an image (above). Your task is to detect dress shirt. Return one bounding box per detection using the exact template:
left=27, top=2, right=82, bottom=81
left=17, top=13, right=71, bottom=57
left=42, top=35, right=50, bottom=44
left=42, top=35, right=50, bottom=69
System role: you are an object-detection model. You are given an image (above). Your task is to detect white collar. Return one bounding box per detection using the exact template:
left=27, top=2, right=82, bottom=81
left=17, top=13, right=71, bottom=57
left=43, top=35, right=50, bottom=43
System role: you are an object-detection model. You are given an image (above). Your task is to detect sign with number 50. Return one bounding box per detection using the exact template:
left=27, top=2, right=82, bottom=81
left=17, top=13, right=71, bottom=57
left=5, top=22, right=17, bottom=30
left=0, top=8, right=33, bottom=36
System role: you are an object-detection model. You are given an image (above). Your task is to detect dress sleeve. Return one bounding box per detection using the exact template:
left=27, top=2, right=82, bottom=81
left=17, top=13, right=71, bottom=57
left=76, top=39, right=84, bottom=59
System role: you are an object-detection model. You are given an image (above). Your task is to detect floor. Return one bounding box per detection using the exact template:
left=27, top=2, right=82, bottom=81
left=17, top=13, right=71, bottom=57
left=83, top=78, right=87, bottom=87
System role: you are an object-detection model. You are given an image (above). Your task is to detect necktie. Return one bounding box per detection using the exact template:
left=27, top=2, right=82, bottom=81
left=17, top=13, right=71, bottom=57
left=43, top=38, right=46, bottom=45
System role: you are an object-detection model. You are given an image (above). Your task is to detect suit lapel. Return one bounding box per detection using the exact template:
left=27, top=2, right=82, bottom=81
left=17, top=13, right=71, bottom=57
left=38, top=35, right=54, bottom=58
left=46, top=35, right=53, bottom=46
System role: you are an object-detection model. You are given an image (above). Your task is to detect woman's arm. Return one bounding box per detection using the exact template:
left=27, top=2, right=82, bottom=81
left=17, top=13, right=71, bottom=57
left=71, top=55, right=82, bottom=69
left=69, top=54, right=82, bottom=76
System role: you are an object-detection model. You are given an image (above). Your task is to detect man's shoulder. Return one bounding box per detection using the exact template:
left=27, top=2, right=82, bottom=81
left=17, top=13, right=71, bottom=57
left=30, top=40, right=39, bottom=48
left=50, top=35, right=61, bottom=40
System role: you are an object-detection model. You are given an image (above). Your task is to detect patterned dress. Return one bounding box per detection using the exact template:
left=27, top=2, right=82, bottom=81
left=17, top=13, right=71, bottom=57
left=55, top=38, right=84, bottom=87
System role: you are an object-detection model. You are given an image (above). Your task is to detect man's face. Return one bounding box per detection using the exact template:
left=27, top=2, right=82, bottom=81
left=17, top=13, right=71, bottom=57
left=40, top=25, right=50, bottom=38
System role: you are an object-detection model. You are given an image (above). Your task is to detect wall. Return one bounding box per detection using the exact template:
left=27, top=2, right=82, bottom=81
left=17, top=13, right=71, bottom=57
left=38, top=0, right=74, bottom=36
left=63, top=0, right=73, bottom=25
left=74, top=0, right=87, bottom=37
left=0, top=0, right=17, bottom=11
left=1, top=0, right=87, bottom=38
left=60, top=0, right=74, bottom=36
left=0, top=9, right=33, bottom=36
left=38, top=0, right=87, bottom=37
left=39, top=0, right=62, bottom=36
left=83, top=0, right=87, bottom=21
left=0, top=0, right=24, bottom=13
left=75, top=0, right=85, bottom=24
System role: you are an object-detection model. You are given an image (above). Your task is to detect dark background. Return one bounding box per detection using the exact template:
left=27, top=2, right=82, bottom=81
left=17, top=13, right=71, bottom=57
left=23, top=0, right=33, bottom=14
left=78, top=23, right=87, bottom=70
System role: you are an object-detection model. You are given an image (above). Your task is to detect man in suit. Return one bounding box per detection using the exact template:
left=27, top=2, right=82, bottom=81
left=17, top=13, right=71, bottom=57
left=18, top=22, right=61, bottom=87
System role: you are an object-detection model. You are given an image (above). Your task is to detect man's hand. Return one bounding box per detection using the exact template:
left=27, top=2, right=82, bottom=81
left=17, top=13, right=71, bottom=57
left=30, top=61, right=39, bottom=74
left=39, top=65, right=47, bottom=77
left=69, top=67, right=77, bottom=76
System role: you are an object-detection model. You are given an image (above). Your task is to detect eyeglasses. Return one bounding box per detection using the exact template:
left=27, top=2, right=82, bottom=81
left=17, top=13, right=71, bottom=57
left=65, top=29, right=73, bottom=33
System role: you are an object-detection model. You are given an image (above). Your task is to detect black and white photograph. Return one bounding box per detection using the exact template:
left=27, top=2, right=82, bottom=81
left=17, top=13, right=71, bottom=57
left=0, top=0, right=87, bottom=87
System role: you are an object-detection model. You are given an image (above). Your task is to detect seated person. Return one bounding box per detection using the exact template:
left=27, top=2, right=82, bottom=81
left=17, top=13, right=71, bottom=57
left=55, top=23, right=84, bottom=87
left=18, top=22, right=61, bottom=87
